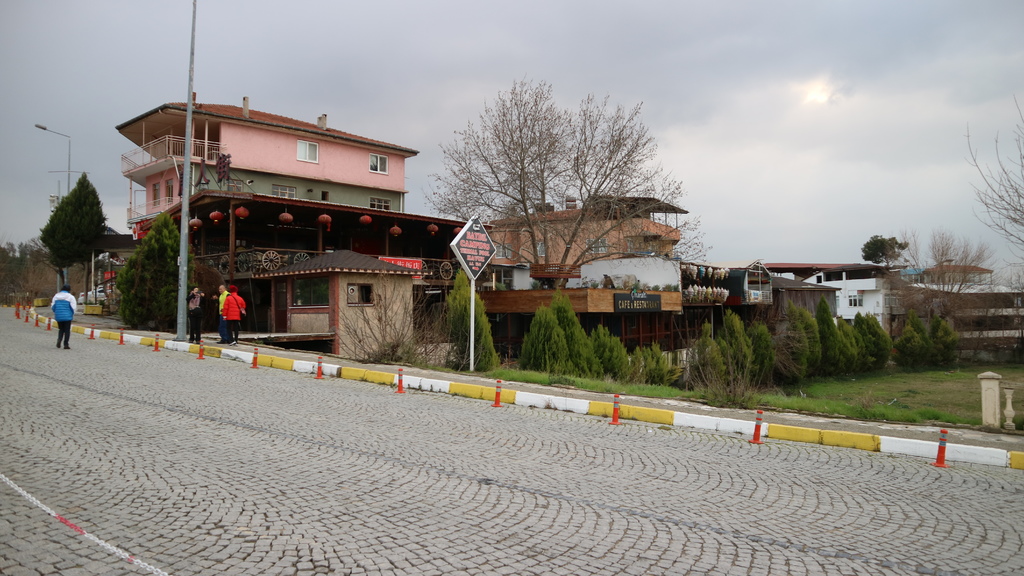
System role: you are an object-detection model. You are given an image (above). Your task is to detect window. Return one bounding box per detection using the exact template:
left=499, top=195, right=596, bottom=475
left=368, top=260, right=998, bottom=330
left=226, top=179, right=243, bottom=192
left=369, top=197, right=391, bottom=210
left=297, top=140, right=318, bottom=163
left=495, top=244, right=513, bottom=259
left=588, top=238, right=608, bottom=254
left=536, top=241, right=546, bottom=257
left=165, top=179, right=174, bottom=201
left=848, top=293, right=864, bottom=307
left=292, top=277, right=329, bottom=306
left=152, top=182, right=160, bottom=201
left=271, top=185, right=296, bottom=198
left=369, top=153, right=388, bottom=174
left=321, top=190, right=329, bottom=202
left=347, top=283, right=373, bottom=306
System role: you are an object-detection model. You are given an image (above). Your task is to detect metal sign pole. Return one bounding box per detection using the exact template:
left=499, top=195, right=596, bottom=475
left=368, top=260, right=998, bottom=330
left=470, top=274, right=476, bottom=371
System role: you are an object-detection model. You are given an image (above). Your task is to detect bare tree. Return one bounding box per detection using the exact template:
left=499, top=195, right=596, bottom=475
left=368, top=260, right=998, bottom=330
left=430, top=80, right=705, bottom=270
left=897, top=228, right=995, bottom=327
left=969, top=98, right=1024, bottom=260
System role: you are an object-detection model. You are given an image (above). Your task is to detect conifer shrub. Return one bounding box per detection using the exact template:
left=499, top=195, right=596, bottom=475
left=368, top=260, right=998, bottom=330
left=590, top=324, right=630, bottom=381
left=550, top=291, right=602, bottom=378
left=835, top=318, right=867, bottom=373
left=929, top=316, right=959, bottom=365
left=893, top=310, right=933, bottom=368
left=748, top=322, right=775, bottom=386
left=518, top=305, right=568, bottom=374
left=815, top=297, right=842, bottom=376
left=853, top=312, right=892, bottom=370
left=630, top=343, right=680, bottom=386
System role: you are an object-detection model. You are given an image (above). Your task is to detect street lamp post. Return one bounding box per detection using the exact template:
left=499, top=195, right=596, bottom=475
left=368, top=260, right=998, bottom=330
left=35, top=123, right=72, bottom=290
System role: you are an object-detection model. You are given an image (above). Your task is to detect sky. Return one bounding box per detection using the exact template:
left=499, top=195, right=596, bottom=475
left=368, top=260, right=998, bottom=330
left=2, top=0, right=1022, bottom=272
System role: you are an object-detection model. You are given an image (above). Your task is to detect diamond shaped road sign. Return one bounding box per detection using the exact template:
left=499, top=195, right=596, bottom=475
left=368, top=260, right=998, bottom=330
left=450, top=216, right=495, bottom=281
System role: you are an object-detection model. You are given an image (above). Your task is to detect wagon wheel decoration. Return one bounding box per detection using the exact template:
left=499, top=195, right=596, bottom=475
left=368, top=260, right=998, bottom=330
left=235, top=252, right=252, bottom=272
left=218, top=255, right=230, bottom=275
left=261, top=250, right=282, bottom=271
left=292, top=252, right=310, bottom=264
left=439, top=261, right=455, bottom=280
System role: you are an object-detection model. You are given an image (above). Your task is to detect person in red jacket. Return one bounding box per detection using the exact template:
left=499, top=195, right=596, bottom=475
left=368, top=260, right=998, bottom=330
left=222, top=285, right=246, bottom=346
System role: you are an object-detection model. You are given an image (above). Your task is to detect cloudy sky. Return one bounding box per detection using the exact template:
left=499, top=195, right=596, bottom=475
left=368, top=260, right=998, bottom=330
left=2, top=0, right=1022, bottom=270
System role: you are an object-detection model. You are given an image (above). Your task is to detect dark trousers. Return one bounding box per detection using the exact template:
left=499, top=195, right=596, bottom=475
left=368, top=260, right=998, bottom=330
left=56, top=320, right=72, bottom=347
left=188, top=311, right=202, bottom=342
left=218, top=316, right=229, bottom=342
left=228, top=319, right=241, bottom=344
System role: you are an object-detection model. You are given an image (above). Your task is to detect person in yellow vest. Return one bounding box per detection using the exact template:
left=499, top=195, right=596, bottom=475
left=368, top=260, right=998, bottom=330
left=216, top=285, right=230, bottom=344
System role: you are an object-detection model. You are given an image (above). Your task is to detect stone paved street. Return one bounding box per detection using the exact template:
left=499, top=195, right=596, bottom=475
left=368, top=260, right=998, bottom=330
left=2, top=313, right=1024, bottom=575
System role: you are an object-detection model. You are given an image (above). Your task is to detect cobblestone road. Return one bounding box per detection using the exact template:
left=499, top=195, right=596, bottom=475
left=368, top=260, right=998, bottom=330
left=2, top=314, right=1024, bottom=575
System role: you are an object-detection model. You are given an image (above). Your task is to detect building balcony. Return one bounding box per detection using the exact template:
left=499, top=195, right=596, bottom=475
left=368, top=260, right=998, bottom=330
left=121, top=136, right=221, bottom=182
left=196, top=248, right=459, bottom=281
left=530, top=263, right=582, bottom=279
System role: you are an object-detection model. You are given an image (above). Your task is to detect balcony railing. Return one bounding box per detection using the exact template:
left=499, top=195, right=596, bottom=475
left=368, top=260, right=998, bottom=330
left=196, top=249, right=460, bottom=280
left=530, top=263, right=582, bottom=279
left=121, top=135, right=221, bottom=174
left=128, top=195, right=180, bottom=223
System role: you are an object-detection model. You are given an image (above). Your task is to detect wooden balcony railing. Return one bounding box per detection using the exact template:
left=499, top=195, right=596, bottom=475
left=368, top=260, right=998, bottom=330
left=196, top=249, right=460, bottom=280
left=530, top=263, right=582, bottom=279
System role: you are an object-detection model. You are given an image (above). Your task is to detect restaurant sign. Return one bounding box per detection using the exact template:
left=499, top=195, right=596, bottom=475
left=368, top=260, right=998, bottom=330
left=614, top=290, right=662, bottom=313
left=450, top=216, right=495, bottom=280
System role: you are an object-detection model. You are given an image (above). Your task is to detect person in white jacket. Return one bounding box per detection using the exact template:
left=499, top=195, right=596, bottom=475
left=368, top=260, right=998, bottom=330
left=51, top=284, right=77, bottom=349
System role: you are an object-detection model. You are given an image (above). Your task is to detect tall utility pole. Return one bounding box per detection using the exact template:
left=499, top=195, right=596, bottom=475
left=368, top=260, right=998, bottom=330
left=175, top=0, right=198, bottom=342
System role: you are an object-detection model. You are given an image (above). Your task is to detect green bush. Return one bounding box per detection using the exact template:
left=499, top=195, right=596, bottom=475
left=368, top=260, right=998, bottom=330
left=854, top=312, right=892, bottom=370
left=518, top=305, right=568, bottom=373
left=929, top=316, right=959, bottom=365
left=815, top=297, right=842, bottom=376
left=550, top=291, right=602, bottom=378
left=894, top=310, right=933, bottom=368
left=591, top=325, right=630, bottom=381
left=748, top=322, right=775, bottom=386
left=446, top=270, right=500, bottom=371
left=630, top=343, right=680, bottom=386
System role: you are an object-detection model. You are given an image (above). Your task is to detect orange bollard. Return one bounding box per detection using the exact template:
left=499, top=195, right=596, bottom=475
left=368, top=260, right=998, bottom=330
left=609, top=394, right=622, bottom=425
left=152, top=334, right=160, bottom=352
left=315, top=356, right=324, bottom=379
left=396, top=367, right=405, bottom=393
left=25, top=310, right=30, bottom=323
left=251, top=347, right=259, bottom=369
left=491, top=381, right=502, bottom=407
left=932, top=429, right=950, bottom=468
left=88, top=324, right=95, bottom=339
left=46, top=318, right=52, bottom=331
left=35, top=315, right=40, bottom=327
left=14, top=303, right=20, bottom=319
left=118, top=328, right=125, bottom=345
left=196, top=340, right=205, bottom=360
left=750, top=410, right=765, bottom=445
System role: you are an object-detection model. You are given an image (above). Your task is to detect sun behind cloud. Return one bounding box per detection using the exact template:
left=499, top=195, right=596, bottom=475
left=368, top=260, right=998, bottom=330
left=799, top=79, right=847, bottom=105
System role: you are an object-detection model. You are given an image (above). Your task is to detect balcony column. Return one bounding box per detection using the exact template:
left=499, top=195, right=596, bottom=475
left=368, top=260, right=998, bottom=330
left=1003, top=386, right=1017, bottom=431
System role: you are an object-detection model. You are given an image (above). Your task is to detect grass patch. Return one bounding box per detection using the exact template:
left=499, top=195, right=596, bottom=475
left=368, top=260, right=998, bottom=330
left=485, top=364, right=1024, bottom=426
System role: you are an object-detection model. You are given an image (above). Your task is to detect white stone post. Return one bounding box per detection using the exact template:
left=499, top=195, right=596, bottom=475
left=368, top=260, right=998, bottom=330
left=1003, top=386, right=1017, bottom=431
left=979, top=371, right=1003, bottom=428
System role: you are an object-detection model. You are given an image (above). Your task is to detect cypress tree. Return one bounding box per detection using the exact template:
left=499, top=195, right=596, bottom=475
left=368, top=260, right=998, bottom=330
left=689, top=322, right=726, bottom=388
left=815, top=297, right=841, bottom=376
left=40, top=173, right=107, bottom=285
left=591, top=324, right=630, bottom=381
left=853, top=313, right=892, bottom=370
left=717, top=310, right=753, bottom=384
left=116, top=213, right=186, bottom=330
left=519, top=305, right=568, bottom=374
left=748, top=322, right=775, bottom=386
left=445, top=270, right=500, bottom=371
left=550, top=291, right=602, bottom=377
left=793, top=304, right=821, bottom=376
left=835, top=318, right=866, bottom=373
left=894, top=310, right=933, bottom=368
left=929, top=316, right=959, bottom=365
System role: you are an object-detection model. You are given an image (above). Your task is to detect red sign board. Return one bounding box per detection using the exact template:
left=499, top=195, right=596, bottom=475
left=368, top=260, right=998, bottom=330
left=450, top=217, right=495, bottom=280
left=378, top=256, right=423, bottom=270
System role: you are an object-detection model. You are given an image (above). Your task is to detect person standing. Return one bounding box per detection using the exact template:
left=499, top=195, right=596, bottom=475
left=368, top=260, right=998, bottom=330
left=51, top=284, right=77, bottom=350
left=187, top=286, right=204, bottom=343
left=222, top=285, right=246, bottom=346
left=216, top=284, right=229, bottom=344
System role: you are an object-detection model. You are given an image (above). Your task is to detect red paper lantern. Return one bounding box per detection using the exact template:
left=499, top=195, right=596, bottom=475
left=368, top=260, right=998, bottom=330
left=188, top=218, right=203, bottom=230
left=389, top=224, right=402, bottom=236
left=209, top=210, right=224, bottom=224
left=453, top=227, right=462, bottom=235
left=234, top=206, right=249, bottom=219
left=278, top=212, right=294, bottom=224
left=318, top=213, right=332, bottom=231
left=359, top=214, right=372, bottom=225
left=426, top=223, right=439, bottom=236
